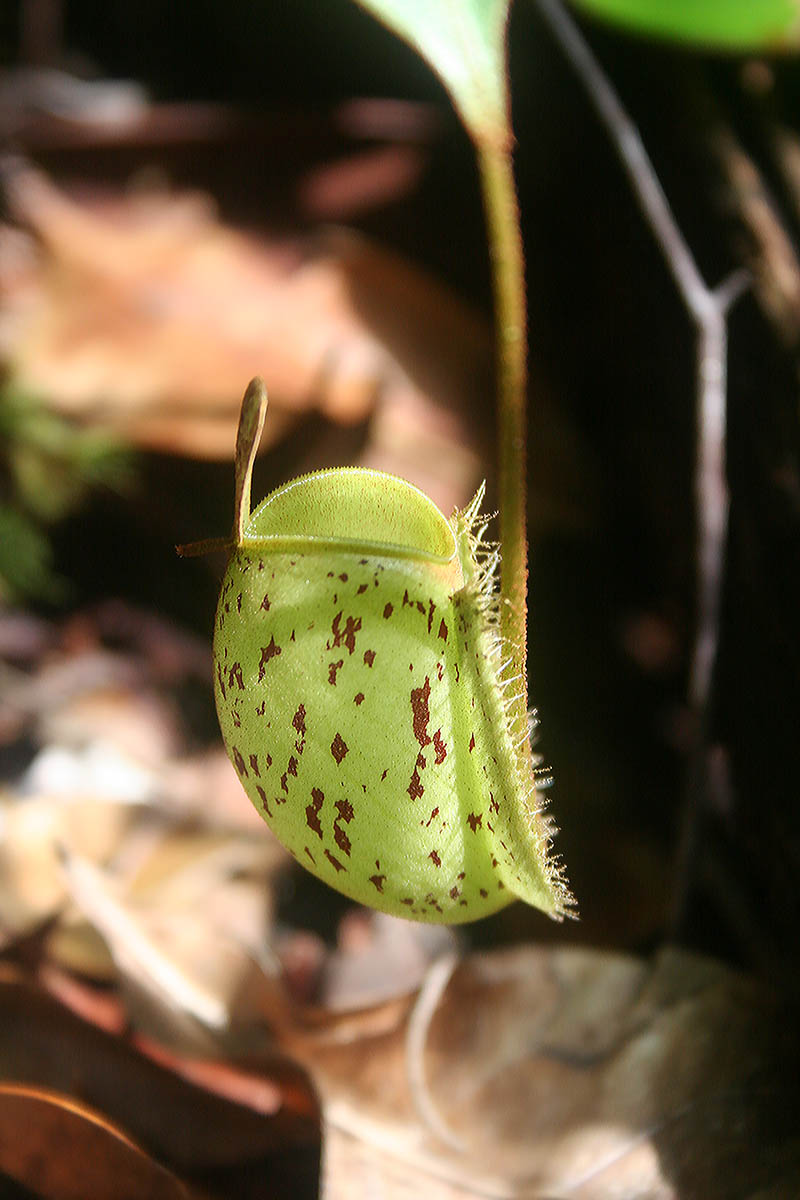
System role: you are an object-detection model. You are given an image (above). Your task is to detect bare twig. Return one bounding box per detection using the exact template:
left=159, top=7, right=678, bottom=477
left=535, top=0, right=748, bottom=718
left=534, top=0, right=749, bottom=931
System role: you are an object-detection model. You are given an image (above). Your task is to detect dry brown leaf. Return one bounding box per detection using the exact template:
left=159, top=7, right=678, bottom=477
left=287, top=945, right=800, bottom=1199
left=0, top=1082, right=195, bottom=1199
left=0, top=794, right=136, bottom=946
left=3, top=161, right=487, bottom=512
left=321, top=910, right=458, bottom=1011
left=0, top=967, right=320, bottom=1196
left=1, top=603, right=294, bottom=1029
left=298, top=144, right=426, bottom=220
left=59, top=848, right=289, bottom=1052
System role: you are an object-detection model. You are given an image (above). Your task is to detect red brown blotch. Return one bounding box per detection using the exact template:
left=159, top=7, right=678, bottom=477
left=232, top=747, right=247, bottom=776
left=425, top=807, right=439, bottom=827
left=331, top=732, right=348, bottom=764
left=369, top=874, right=386, bottom=892
left=411, top=677, right=432, bottom=748
left=432, top=729, right=447, bottom=764
left=333, top=798, right=354, bottom=856
left=427, top=600, right=436, bottom=634
left=288, top=755, right=298, bottom=777
left=292, top=704, right=306, bottom=753
left=306, top=788, right=324, bottom=838
left=324, top=849, right=346, bottom=873
left=363, top=649, right=375, bottom=667
left=258, top=637, right=282, bottom=680
left=383, top=602, right=393, bottom=619
left=401, top=898, right=414, bottom=907
left=357, top=583, right=368, bottom=595
left=260, top=593, right=271, bottom=611
left=256, top=785, right=272, bottom=817
left=227, top=662, right=244, bottom=690
left=467, top=812, right=483, bottom=832
left=480, top=887, right=488, bottom=899
left=305, top=846, right=316, bottom=864
left=249, top=753, right=260, bottom=777
left=449, top=886, right=460, bottom=900
left=429, top=850, right=441, bottom=868
left=354, top=692, right=365, bottom=706
left=469, top=732, right=476, bottom=753
left=328, top=659, right=343, bottom=685
left=331, top=611, right=362, bottom=655
left=407, top=767, right=424, bottom=801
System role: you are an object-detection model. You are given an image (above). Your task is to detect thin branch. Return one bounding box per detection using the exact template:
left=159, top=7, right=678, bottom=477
left=535, top=0, right=748, bottom=722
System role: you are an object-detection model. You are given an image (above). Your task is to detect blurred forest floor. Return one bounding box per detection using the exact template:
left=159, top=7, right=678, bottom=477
left=1, top=1, right=800, bottom=1196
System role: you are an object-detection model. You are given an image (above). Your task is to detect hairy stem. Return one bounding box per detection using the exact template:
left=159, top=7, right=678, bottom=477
left=477, top=139, right=531, bottom=745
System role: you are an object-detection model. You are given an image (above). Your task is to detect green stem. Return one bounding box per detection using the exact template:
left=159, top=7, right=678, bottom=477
left=476, top=138, right=530, bottom=743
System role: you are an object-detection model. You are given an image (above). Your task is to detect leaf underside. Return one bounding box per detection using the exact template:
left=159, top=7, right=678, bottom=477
left=353, top=0, right=512, bottom=143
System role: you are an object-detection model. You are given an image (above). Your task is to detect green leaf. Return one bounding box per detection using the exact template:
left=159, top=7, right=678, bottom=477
left=353, top=0, right=512, bottom=144
left=567, top=0, right=800, bottom=51
left=0, top=505, right=65, bottom=603
left=0, top=385, right=133, bottom=522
